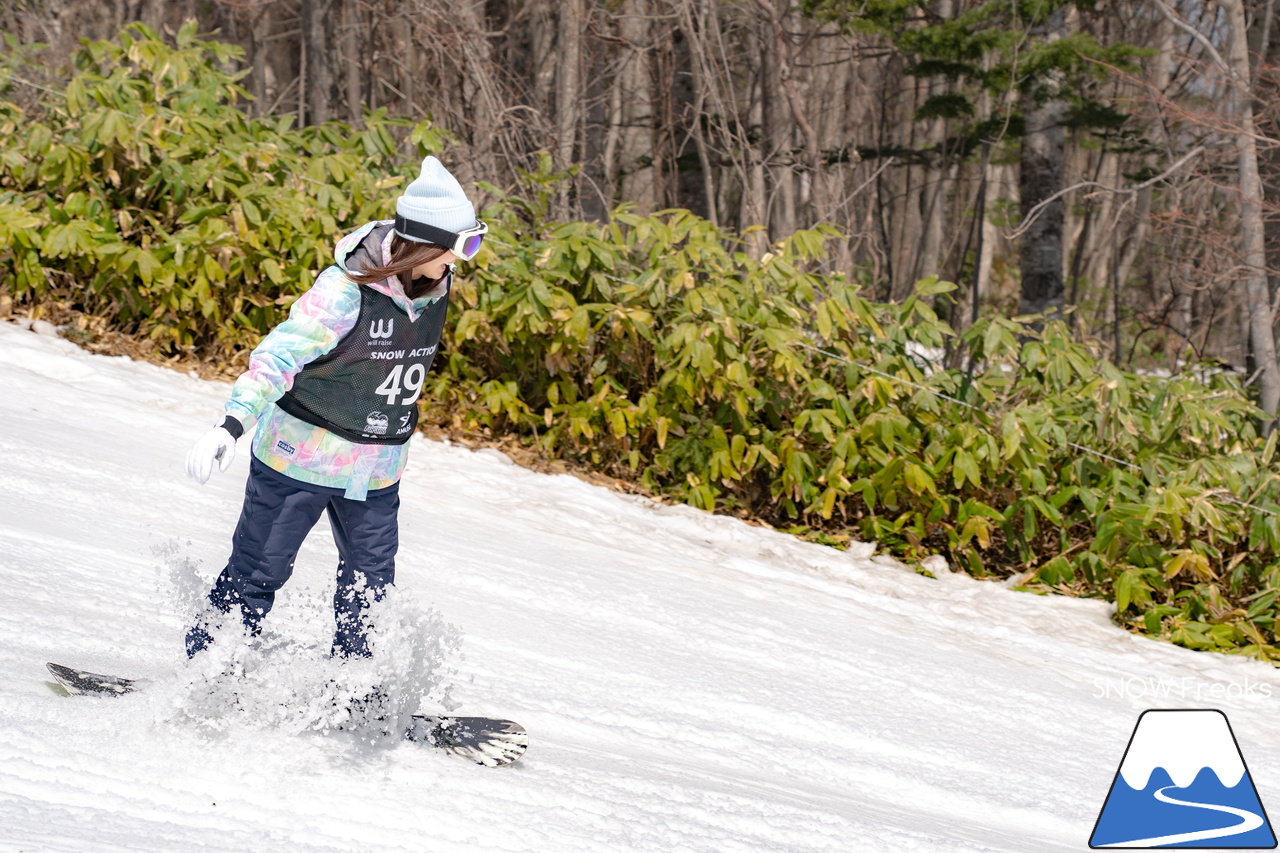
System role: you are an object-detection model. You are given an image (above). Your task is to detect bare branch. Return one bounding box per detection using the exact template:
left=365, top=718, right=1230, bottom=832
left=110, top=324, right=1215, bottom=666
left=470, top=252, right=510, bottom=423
left=1149, top=0, right=1232, bottom=77
left=1009, top=146, right=1206, bottom=239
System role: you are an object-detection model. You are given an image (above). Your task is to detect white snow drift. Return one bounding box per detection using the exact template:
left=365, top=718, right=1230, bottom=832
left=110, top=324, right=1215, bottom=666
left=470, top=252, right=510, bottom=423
left=3, top=318, right=1280, bottom=852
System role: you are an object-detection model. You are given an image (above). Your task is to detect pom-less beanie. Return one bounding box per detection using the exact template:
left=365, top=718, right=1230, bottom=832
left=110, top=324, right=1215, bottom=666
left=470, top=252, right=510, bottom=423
left=394, top=156, right=477, bottom=243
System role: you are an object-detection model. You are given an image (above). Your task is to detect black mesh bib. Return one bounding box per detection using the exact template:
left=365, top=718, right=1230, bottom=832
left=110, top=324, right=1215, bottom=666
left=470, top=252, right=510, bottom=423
left=277, top=276, right=450, bottom=444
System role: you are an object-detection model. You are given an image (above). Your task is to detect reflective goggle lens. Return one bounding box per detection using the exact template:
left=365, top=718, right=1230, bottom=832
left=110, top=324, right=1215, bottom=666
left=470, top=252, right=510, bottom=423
left=460, top=233, right=484, bottom=260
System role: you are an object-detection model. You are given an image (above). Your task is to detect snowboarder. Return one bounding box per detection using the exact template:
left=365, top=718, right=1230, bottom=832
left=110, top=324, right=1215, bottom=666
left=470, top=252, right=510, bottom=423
left=183, top=156, right=487, bottom=660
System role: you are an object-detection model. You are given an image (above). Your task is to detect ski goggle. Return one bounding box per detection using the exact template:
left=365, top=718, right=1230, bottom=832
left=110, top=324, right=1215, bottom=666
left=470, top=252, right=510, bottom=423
left=394, top=216, right=488, bottom=261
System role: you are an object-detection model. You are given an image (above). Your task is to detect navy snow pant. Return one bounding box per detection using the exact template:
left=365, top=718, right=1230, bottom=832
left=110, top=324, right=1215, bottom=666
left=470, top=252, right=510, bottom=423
left=186, top=457, right=400, bottom=659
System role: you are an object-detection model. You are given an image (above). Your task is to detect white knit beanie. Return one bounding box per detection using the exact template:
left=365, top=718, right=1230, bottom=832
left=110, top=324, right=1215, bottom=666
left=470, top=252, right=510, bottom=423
left=394, top=156, right=477, bottom=244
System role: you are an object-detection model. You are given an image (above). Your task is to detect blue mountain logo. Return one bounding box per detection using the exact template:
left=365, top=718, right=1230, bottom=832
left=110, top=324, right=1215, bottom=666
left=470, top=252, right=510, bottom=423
left=1090, top=709, right=1276, bottom=848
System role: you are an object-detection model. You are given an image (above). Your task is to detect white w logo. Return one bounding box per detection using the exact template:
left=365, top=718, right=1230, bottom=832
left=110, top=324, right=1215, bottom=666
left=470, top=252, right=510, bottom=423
left=369, top=319, right=394, bottom=338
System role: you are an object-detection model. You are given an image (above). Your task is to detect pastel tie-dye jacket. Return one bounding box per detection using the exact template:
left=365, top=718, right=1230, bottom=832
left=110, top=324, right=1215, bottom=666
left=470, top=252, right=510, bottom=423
left=222, top=220, right=449, bottom=500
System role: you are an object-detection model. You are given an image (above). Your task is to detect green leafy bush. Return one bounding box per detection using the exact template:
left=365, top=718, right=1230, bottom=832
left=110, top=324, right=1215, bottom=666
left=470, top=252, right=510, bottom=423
left=5, top=25, right=1280, bottom=661
left=0, top=21, right=446, bottom=357
left=432, top=180, right=1280, bottom=660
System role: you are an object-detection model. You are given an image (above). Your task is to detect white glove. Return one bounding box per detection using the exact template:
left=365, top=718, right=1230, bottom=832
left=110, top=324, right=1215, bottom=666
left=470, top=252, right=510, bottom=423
left=185, top=415, right=243, bottom=484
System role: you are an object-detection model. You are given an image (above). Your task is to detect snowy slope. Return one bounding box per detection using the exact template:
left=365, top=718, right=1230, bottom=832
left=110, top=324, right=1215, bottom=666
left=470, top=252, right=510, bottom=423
left=3, top=317, right=1280, bottom=853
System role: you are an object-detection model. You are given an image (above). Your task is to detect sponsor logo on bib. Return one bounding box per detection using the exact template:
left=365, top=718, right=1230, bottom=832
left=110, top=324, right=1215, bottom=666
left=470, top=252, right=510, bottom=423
left=365, top=411, right=389, bottom=435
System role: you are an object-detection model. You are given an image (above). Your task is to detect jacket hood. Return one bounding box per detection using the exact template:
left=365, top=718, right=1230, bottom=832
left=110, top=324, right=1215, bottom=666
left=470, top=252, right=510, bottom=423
left=334, top=220, right=393, bottom=278
left=331, top=220, right=447, bottom=320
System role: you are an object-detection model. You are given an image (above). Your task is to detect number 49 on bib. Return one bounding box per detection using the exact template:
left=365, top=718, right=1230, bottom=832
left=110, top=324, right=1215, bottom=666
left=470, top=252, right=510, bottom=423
left=375, top=363, right=427, bottom=405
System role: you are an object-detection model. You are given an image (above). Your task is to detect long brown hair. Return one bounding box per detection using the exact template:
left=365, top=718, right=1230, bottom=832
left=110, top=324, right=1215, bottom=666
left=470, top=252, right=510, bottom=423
left=348, top=234, right=448, bottom=299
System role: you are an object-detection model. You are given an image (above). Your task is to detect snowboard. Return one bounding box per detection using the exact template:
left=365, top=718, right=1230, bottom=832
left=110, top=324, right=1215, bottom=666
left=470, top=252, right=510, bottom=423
left=46, top=662, right=528, bottom=767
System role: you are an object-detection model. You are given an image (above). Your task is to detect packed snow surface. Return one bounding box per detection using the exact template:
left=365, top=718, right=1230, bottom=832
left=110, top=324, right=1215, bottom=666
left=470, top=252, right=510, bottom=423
left=4, top=318, right=1280, bottom=852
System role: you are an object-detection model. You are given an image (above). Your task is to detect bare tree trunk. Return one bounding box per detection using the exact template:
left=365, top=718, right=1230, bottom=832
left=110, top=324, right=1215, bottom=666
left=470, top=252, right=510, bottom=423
left=1018, top=7, right=1067, bottom=319
left=913, top=0, right=955, bottom=285
left=399, top=10, right=416, bottom=120
left=616, top=0, right=659, bottom=211
left=914, top=161, right=948, bottom=285
left=677, top=0, right=759, bottom=228
left=1251, top=0, right=1280, bottom=336
left=915, top=98, right=949, bottom=282
left=248, top=2, right=270, bottom=118
left=297, top=11, right=308, bottom=127
left=1225, top=0, right=1280, bottom=418
left=554, top=0, right=584, bottom=216
left=965, top=144, right=992, bottom=328
left=891, top=84, right=919, bottom=300
left=458, top=1, right=504, bottom=194
left=302, top=0, right=330, bottom=125
left=342, top=0, right=363, bottom=124
left=744, top=24, right=769, bottom=255
left=530, top=0, right=557, bottom=130
left=1116, top=19, right=1171, bottom=353
left=758, top=3, right=789, bottom=238
left=756, top=0, right=830, bottom=232
left=651, top=11, right=678, bottom=211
